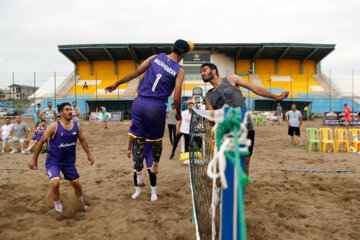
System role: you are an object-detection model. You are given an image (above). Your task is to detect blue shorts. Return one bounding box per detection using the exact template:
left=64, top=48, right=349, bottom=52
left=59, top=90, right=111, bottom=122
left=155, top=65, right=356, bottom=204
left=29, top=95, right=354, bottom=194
left=46, top=165, right=80, bottom=181
left=102, top=114, right=108, bottom=122
left=129, top=96, right=167, bottom=141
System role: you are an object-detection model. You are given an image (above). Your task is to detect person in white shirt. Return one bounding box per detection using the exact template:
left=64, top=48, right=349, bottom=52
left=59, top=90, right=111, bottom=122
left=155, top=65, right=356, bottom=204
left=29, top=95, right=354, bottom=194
left=0, top=117, right=13, bottom=153
left=169, top=102, right=193, bottom=160
left=200, top=99, right=206, bottom=110
left=285, top=103, right=305, bottom=148
left=72, top=101, right=80, bottom=124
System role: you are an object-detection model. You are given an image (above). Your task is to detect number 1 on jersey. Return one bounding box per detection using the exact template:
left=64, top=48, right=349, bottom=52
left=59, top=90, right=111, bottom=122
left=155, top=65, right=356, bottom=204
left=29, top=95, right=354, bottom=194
left=152, top=73, right=162, bottom=92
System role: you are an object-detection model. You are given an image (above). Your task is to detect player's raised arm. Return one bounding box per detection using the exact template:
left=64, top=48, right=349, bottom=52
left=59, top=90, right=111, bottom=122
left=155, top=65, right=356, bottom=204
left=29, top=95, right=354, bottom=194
left=28, top=122, right=57, bottom=169
left=174, top=68, right=185, bottom=120
left=78, top=124, right=94, bottom=166
left=228, top=74, right=289, bottom=101
left=105, top=55, right=157, bottom=93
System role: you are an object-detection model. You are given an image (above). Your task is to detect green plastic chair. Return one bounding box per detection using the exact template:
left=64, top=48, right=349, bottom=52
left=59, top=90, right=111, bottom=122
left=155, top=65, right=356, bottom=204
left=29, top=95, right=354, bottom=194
left=261, top=114, right=268, bottom=126
left=306, top=128, right=321, bottom=152
left=254, top=114, right=261, bottom=126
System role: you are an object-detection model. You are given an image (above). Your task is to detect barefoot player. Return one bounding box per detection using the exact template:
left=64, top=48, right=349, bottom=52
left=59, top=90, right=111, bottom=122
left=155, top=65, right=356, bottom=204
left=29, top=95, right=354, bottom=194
left=28, top=102, right=94, bottom=213
left=105, top=39, right=193, bottom=183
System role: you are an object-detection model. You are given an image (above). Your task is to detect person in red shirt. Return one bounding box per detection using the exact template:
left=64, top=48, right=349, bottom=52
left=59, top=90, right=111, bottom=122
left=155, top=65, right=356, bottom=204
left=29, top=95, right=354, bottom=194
left=344, top=104, right=352, bottom=126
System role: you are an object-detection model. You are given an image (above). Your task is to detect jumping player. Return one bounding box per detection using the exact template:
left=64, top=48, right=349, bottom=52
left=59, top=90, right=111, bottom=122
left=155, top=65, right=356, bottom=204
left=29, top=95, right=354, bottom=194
left=105, top=39, right=193, bottom=181
left=200, top=63, right=289, bottom=176
left=128, top=136, right=157, bottom=201
left=28, top=102, right=94, bottom=213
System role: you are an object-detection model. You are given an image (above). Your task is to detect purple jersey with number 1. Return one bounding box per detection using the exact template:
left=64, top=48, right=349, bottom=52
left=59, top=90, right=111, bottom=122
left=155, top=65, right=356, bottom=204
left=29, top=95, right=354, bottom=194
left=129, top=53, right=181, bottom=141
left=137, top=53, right=181, bottom=102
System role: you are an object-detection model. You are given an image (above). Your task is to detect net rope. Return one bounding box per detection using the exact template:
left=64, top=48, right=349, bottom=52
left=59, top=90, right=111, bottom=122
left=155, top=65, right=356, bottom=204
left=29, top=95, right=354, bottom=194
left=190, top=107, right=252, bottom=240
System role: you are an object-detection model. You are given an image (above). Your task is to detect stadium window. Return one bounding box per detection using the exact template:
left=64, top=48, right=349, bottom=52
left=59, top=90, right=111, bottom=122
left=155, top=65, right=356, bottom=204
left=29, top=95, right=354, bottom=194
left=183, top=66, right=201, bottom=81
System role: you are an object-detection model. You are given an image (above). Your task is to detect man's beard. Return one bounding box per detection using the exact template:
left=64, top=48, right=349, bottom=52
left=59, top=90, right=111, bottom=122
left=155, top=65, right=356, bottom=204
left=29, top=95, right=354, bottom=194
left=202, top=72, right=214, bottom=83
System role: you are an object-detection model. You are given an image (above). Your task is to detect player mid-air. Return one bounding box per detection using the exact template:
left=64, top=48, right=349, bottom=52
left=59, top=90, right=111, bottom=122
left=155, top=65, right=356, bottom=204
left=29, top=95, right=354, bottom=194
left=105, top=39, right=193, bottom=186
left=28, top=102, right=94, bottom=213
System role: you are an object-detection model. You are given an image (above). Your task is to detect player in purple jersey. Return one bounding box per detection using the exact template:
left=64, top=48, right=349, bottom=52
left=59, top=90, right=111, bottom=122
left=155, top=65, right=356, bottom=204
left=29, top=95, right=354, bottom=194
left=105, top=39, right=193, bottom=183
left=28, top=102, right=95, bottom=213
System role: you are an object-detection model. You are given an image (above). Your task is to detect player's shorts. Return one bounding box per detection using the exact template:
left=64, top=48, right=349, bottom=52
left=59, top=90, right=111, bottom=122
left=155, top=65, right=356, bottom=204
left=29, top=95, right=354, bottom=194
left=31, top=134, right=42, bottom=142
left=46, top=164, right=80, bottom=181
left=129, top=96, right=167, bottom=141
left=35, top=119, right=41, bottom=124
left=345, top=114, right=352, bottom=121
left=288, top=126, right=300, bottom=136
left=247, top=130, right=255, bottom=157
left=102, top=114, right=108, bottom=122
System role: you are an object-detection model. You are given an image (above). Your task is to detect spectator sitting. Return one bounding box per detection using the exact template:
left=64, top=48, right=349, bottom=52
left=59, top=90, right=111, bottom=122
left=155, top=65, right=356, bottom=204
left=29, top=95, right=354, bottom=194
left=0, top=117, right=13, bottom=153
left=8, top=115, right=30, bottom=154
left=83, top=81, right=88, bottom=90
left=24, top=120, right=47, bottom=154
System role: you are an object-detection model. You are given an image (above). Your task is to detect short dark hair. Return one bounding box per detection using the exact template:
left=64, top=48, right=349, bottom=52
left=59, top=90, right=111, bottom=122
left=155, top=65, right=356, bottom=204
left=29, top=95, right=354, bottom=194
left=171, top=39, right=191, bottom=55
left=37, top=103, right=41, bottom=106
left=47, top=101, right=52, bottom=104
left=5, top=117, right=10, bottom=120
left=58, top=102, right=71, bottom=113
left=73, top=101, right=77, bottom=104
left=201, top=63, right=219, bottom=76
left=41, top=119, right=46, bottom=122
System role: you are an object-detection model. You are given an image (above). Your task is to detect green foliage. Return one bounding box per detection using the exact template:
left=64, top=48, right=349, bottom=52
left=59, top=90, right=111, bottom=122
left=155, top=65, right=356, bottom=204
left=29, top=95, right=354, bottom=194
left=15, top=103, right=23, bottom=108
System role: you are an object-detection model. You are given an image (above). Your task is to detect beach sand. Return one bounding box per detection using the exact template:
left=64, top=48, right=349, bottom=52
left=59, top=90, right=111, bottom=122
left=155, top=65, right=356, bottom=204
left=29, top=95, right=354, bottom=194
left=0, top=118, right=359, bottom=240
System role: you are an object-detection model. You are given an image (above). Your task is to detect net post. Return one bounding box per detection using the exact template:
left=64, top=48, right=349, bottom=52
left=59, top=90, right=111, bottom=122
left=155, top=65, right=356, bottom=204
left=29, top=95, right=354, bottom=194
left=220, top=107, right=247, bottom=240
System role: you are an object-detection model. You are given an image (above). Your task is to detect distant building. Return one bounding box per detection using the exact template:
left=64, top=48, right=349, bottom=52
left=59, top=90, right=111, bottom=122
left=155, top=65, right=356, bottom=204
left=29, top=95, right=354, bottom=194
left=1, top=89, right=11, bottom=100
left=8, top=84, right=39, bottom=100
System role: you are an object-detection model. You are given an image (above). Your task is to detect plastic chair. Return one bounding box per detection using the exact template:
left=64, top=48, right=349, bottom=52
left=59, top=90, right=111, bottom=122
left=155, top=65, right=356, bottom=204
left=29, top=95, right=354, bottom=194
left=261, top=114, right=268, bottom=126
left=306, top=128, right=321, bottom=152
left=319, top=128, right=335, bottom=152
left=334, top=129, right=350, bottom=153
left=349, top=129, right=360, bottom=152
left=254, top=115, right=261, bottom=126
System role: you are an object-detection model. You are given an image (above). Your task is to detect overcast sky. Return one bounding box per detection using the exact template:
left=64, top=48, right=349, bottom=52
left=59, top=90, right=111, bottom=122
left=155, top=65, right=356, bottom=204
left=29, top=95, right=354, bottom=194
left=1, top=0, right=360, bottom=88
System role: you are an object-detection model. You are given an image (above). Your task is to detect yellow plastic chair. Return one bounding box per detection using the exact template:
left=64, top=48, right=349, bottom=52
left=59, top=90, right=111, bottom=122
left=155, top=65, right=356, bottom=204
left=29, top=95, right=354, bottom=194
left=319, top=128, right=335, bottom=152
left=349, top=129, right=360, bottom=152
left=334, top=129, right=350, bottom=153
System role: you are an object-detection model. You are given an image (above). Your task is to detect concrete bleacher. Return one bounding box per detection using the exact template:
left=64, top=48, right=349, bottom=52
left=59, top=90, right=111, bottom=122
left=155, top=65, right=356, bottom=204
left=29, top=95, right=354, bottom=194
left=258, top=73, right=326, bottom=96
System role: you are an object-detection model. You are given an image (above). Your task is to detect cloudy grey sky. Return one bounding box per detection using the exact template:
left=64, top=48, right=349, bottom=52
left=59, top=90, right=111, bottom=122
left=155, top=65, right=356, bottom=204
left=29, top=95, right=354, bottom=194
left=1, top=0, right=360, bottom=88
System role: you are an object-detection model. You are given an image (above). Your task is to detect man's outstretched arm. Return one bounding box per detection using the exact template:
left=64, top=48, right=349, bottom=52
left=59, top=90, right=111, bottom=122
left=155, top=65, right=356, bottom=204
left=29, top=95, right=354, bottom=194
left=228, top=74, right=289, bottom=101
left=105, top=55, right=157, bottom=93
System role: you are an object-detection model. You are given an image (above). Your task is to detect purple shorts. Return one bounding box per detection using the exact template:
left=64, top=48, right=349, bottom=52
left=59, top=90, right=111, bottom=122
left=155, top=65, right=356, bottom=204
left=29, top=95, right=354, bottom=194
left=31, top=134, right=42, bottom=142
left=46, top=165, right=80, bottom=181
left=133, top=141, right=153, bottom=171
left=129, top=96, right=167, bottom=141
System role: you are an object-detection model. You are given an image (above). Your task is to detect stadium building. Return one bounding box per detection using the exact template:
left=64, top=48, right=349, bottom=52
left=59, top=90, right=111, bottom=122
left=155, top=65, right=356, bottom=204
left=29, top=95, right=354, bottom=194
left=26, top=42, right=360, bottom=116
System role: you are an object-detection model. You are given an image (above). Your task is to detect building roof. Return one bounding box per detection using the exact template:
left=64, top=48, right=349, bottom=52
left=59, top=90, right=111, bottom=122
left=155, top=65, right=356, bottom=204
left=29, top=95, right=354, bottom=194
left=8, top=84, right=39, bottom=89
left=58, top=43, right=335, bottom=64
